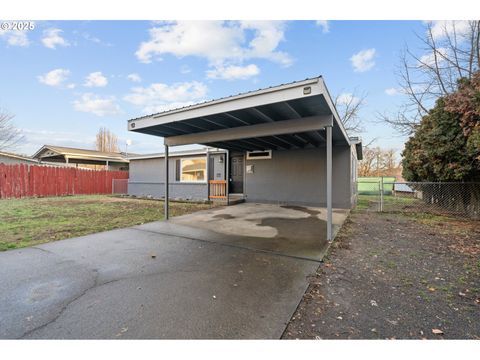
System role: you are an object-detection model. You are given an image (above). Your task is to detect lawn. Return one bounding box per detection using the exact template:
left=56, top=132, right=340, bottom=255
left=358, top=177, right=396, bottom=195
left=0, top=195, right=211, bottom=251
left=356, top=194, right=420, bottom=211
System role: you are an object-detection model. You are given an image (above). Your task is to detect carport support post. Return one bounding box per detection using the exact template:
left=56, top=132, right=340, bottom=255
left=164, top=144, right=169, bottom=220
left=326, top=125, right=333, bottom=241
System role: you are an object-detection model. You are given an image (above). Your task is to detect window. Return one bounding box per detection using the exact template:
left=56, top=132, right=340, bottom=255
left=179, top=157, right=206, bottom=182
left=246, top=150, right=272, bottom=160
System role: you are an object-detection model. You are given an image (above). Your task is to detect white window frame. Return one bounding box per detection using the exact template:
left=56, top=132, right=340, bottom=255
left=179, top=156, right=207, bottom=183
left=246, top=150, right=272, bottom=160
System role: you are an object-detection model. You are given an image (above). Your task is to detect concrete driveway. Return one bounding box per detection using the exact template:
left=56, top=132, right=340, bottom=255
left=0, top=203, right=347, bottom=339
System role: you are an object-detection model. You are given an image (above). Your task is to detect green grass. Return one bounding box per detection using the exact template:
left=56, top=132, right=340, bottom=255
left=0, top=195, right=211, bottom=251
left=355, top=194, right=422, bottom=211
left=358, top=177, right=396, bottom=195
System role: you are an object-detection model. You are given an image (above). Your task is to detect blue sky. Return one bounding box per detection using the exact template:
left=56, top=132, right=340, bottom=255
left=0, top=20, right=428, bottom=156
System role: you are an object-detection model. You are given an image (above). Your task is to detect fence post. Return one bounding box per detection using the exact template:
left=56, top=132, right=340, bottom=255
left=380, top=176, right=384, bottom=212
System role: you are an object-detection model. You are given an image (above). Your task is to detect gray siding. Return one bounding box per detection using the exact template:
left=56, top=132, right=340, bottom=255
left=128, top=147, right=357, bottom=208
left=208, top=153, right=226, bottom=181
left=244, top=147, right=354, bottom=208
left=128, top=155, right=209, bottom=201
left=0, top=155, right=37, bottom=165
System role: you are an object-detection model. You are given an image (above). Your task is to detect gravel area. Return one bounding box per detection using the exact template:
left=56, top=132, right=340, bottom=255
left=283, top=208, right=480, bottom=339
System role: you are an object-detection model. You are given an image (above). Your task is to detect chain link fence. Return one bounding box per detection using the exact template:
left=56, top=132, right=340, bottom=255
left=112, top=179, right=129, bottom=195
left=358, top=178, right=480, bottom=219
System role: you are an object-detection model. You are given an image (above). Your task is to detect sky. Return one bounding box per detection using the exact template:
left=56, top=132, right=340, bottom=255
left=0, top=20, right=431, bottom=156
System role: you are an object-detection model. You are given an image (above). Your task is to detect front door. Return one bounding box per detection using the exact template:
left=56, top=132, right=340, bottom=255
left=229, top=155, right=244, bottom=193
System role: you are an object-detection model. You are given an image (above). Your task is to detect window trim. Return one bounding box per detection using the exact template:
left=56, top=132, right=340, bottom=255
left=246, top=150, right=272, bottom=160
left=178, top=156, right=207, bottom=183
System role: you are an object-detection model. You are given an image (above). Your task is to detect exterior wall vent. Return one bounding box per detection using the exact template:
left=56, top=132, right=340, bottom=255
left=246, top=150, right=272, bottom=160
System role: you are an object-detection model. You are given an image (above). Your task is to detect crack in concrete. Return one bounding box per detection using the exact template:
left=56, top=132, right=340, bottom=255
left=17, top=260, right=201, bottom=339
left=19, top=268, right=99, bottom=339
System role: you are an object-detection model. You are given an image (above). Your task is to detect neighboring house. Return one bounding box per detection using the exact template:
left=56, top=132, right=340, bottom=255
left=32, top=145, right=130, bottom=171
left=0, top=151, right=40, bottom=165
left=127, top=76, right=363, bottom=240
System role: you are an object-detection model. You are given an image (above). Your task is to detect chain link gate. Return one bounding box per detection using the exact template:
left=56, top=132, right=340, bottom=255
left=358, top=178, right=480, bottom=219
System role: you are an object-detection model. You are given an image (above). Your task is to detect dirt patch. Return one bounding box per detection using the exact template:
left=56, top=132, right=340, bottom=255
left=283, top=209, right=480, bottom=339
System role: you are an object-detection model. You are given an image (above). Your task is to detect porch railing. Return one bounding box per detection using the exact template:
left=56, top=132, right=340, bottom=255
left=209, top=180, right=227, bottom=200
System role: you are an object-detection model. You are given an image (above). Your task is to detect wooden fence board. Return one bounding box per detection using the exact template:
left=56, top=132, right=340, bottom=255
left=0, top=164, right=128, bottom=199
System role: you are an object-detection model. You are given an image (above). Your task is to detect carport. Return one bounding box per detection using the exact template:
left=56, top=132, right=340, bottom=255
left=128, top=77, right=355, bottom=241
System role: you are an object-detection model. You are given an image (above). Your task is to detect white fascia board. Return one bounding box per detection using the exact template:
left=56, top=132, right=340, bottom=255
left=317, top=77, right=352, bottom=146
left=127, top=78, right=322, bottom=131
left=31, top=145, right=50, bottom=159
left=65, top=155, right=129, bottom=162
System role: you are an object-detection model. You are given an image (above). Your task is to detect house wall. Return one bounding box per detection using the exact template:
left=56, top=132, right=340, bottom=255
left=208, top=153, right=226, bottom=181
left=244, top=146, right=354, bottom=208
left=128, top=147, right=357, bottom=208
left=0, top=155, right=38, bottom=165
left=128, top=153, right=224, bottom=201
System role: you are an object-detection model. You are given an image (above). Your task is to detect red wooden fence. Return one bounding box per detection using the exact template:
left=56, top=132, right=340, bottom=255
left=0, top=163, right=129, bottom=199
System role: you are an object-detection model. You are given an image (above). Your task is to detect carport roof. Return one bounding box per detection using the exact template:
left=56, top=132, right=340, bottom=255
left=127, top=76, right=358, bottom=152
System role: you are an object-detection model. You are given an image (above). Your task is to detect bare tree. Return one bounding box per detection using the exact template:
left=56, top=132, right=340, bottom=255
left=95, top=127, right=119, bottom=153
left=0, top=109, right=24, bottom=151
left=379, top=20, right=480, bottom=135
left=359, top=146, right=401, bottom=177
left=334, top=90, right=367, bottom=135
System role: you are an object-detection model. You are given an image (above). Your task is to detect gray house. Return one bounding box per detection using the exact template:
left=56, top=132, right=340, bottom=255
left=0, top=151, right=40, bottom=165
left=128, top=148, right=227, bottom=201
left=127, top=76, right=362, bottom=240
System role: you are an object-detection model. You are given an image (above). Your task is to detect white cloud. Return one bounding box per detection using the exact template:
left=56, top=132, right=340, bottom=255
left=73, top=93, right=121, bottom=116
left=127, top=73, right=142, bottom=83
left=84, top=72, right=108, bottom=87
left=385, top=87, right=400, bottom=96
left=336, top=93, right=360, bottom=105
left=37, top=68, right=71, bottom=87
left=135, top=21, right=292, bottom=69
left=418, top=47, right=448, bottom=67
left=82, top=32, right=112, bottom=46
left=429, top=21, right=470, bottom=40
left=315, top=20, right=330, bottom=33
left=41, top=28, right=70, bottom=49
left=350, top=48, right=376, bottom=72
left=206, top=64, right=260, bottom=80
left=124, top=81, right=207, bottom=114
left=0, top=29, right=30, bottom=47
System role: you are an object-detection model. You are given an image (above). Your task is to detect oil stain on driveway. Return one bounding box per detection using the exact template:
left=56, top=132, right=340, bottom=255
left=0, top=203, right=343, bottom=339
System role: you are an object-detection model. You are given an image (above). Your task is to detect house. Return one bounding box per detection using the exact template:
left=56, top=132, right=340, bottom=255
left=128, top=148, right=227, bottom=201
left=127, top=76, right=363, bottom=240
left=32, top=145, right=130, bottom=171
left=0, top=151, right=40, bottom=165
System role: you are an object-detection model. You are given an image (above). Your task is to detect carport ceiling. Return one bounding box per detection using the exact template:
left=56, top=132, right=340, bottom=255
left=128, top=77, right=350, bottom=151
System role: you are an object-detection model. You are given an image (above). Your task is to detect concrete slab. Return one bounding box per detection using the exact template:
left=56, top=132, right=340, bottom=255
left=0, top=226, right=319, bottom=339
left=147, top=203, right=350, bottom=261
